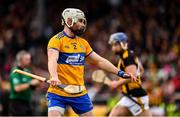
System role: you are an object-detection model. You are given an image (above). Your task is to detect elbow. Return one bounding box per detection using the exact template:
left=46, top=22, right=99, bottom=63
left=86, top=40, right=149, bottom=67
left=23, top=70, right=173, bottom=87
left=96, top=60, right=104, bottom=68
left=97, top=57, right=106, bottom=66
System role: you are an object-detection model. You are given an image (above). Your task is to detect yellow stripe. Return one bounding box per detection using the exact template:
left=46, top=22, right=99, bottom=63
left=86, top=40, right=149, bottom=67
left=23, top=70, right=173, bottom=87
left=136, top=97, right=145, bottom=112
left=117, top=59, right=121, bottom=68
left=118, top=59, right=127, bottom=93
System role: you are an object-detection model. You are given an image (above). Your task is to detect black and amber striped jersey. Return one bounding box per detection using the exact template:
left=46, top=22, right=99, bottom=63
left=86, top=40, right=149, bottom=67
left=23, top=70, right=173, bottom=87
left=118, top=50, right=147, bottom=97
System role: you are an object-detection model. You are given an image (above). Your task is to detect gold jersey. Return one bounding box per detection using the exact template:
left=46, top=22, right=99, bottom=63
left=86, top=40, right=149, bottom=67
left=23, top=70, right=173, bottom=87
left=47, top=31, right=93, bottom=97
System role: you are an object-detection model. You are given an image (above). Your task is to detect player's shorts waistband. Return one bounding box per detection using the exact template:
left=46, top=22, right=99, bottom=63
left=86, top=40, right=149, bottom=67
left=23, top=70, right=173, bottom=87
left=123, top=88, right=147, bottom=97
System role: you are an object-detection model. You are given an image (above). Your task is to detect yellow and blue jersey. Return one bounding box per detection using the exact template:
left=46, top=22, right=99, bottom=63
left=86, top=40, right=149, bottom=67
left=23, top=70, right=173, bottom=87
left=47, top=31, right=93, bottom=97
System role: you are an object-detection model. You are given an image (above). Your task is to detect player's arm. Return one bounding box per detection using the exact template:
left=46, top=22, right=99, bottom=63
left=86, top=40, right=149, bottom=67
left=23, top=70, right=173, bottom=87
left=47, top=49, right=60, bottom=86
left=121, top=64, right=137, bottom=83
left=87, top=52, right=118, bottom=74
left=108, top=64, right=137, bottom=89
left=109, top=52, right=142, bottom=88
left=86, top=52, right=135, bottom=80
left=15, top=83, right=30, bottom=92
left=12, top=73, right=39, bottom=92
left=14, top=79, right=39, bottom=92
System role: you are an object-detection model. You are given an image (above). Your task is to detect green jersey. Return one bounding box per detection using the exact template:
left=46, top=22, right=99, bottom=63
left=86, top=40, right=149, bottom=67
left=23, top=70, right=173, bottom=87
left=9, top=66, right=32, bottom=101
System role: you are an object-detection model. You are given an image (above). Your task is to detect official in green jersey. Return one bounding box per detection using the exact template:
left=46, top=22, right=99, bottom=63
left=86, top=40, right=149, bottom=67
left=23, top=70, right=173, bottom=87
left=9, top=50, right=39, bottom=116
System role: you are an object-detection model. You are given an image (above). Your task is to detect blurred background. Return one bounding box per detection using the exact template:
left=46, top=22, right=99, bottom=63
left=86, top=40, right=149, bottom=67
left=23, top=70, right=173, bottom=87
left=0, top=0, right=180, bottom=116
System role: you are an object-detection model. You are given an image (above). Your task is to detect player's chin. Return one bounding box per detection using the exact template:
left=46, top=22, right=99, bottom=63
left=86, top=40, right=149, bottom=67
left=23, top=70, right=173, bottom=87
left=75, top=30, right=84, bottom=36
left=115, top=52, right=120, bottom=55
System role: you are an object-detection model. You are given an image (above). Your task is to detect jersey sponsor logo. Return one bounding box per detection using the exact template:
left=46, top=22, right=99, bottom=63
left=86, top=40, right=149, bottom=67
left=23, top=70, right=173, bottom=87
left=13, top=78, right=20, bottom=84
left=64, top=45, right=70, bottom=49
left=80, top=45, right=85, bottom=50
left=58, top=52, right=85, bottom=65
left=22, top=77, right=29, bottom=82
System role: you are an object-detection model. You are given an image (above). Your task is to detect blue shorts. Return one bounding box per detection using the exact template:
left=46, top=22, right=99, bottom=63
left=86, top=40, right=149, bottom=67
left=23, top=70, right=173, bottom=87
left=47, top=93, right=93, bottom=114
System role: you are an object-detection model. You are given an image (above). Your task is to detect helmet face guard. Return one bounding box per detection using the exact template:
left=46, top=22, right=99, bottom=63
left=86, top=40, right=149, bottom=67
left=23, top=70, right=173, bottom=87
left=62, top=8, right=87, bottom=36
left=120, top=42, right=128, bottom=50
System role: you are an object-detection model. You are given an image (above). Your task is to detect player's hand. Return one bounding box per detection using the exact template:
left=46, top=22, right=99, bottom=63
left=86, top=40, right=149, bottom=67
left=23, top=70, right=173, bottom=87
left=50, top=77, right=60, bottom=86
left=126, top=73, right=136, bottom=82
left=30, top=79, right=40, bottom=86
left=118, top=70, right=129, bottom=78
left=118, top=70, right=136, bottom=82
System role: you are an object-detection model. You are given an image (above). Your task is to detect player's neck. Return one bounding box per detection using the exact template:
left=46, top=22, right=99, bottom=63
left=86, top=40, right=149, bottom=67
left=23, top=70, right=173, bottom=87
left=118, top=50, right=126, bottom=57
left=17, top=63, right=26, bottom=69
left=63, top=27, right=75, bottom=38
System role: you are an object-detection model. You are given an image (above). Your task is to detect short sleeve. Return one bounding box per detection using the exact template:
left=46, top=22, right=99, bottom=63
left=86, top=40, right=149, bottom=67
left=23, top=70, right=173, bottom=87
left=123, top=51, right=137, bottom=67
left=47, top=36, right=61, bottom=51
left=83, top=40, right=93, bottom=57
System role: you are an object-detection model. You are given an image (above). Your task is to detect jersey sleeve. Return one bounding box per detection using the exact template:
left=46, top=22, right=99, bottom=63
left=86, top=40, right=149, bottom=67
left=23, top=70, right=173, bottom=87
left=123, top=51, right=137, bottom=67
left=10, top=73, right=21, bottom=86
left=83, top=39, right=93, bottom=57
left=47, top=36, right=61, bottom=51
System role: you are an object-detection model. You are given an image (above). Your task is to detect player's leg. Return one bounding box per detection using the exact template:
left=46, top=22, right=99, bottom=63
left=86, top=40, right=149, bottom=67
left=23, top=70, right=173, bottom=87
left=80, top=110, right=93, bottom=116
left=48, top=110, right=62, bottom=117
left=138, top=95, right=152, bottom=116
left=47, top=93, right=66, bottom=117
left=109, top=96, right=139, bottom=116
left=109, top=105, right=131, bottom=116
left=129, top=95, right=152, bottom=116
left=69, top=94, right=93, bottom=116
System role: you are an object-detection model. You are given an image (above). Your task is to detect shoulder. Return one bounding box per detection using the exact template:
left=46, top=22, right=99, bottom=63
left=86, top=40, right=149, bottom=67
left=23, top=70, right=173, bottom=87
left=10, top=66, right=17, bottom=74
left=128, top=50, right=135, bottom=57
left=78, top=37, right=90, bottom=44
left=24, top=68, right=31, bottom=73
left=122, top=50, right=137, bottom=66
left=10, top=67, right=18, bottom=78
left=48, top=32, right=65, bottom=47
left=77, top=36, right=87, bottom=41
left=122, top=50, right=135, bottom=59
left=50, top=32, right=65, bottom=40
left=56, top=32, right=65, bottom=39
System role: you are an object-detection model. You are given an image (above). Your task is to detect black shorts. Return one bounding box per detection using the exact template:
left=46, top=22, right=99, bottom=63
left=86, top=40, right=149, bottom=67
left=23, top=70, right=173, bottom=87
left=9, top=99, right=32, bottom=116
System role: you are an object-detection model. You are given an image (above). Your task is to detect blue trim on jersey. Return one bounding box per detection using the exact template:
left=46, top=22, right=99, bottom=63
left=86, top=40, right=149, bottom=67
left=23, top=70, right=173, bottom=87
left=47, top=93, right=93, bottom=114
left=62, top=31, right=75, bottom=39
left=85, top=50, right=93, bottom=58
left=48, top=47, right=60, bottom=52
left=58, top=52, right=85, bottom=66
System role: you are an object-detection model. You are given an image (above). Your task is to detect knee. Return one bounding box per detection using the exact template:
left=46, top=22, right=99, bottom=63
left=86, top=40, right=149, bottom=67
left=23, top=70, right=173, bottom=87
left=80, top=110, right=93, bottom=116
left=109, top=106, right=129, bottom=116
left=140, top=110, right=152, bottom=116
left=48, top=110, right=62, bottom=117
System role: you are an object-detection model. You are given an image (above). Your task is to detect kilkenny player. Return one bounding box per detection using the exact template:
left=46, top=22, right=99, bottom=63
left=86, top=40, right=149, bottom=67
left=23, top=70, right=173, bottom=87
left=108, top=32, right=152, bottom=116
left=47, top=8, right=136, bottom=116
